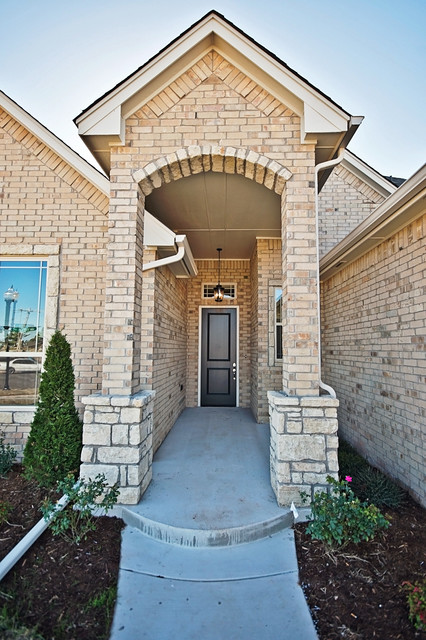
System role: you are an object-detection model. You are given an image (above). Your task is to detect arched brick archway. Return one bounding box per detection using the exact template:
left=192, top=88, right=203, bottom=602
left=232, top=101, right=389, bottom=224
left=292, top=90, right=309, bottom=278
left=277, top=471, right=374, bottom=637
left=133, top=145, right=292, bottom=195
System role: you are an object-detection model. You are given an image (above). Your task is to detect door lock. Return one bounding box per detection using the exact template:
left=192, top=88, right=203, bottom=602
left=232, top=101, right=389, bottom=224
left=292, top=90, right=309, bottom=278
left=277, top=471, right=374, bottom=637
left=232, top=362, right=236, bottom=380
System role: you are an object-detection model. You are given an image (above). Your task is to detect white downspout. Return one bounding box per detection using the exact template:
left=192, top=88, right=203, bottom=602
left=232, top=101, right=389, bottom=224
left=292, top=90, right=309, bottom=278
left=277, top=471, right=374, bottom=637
left=142, top=236, right=185, bottom=272
left=314, top=149, right=346, bottom=398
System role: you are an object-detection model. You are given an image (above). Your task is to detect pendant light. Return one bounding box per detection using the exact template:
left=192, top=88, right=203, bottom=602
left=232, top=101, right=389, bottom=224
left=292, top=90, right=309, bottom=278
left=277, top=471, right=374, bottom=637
left=213, top=248, right=224, bottom=302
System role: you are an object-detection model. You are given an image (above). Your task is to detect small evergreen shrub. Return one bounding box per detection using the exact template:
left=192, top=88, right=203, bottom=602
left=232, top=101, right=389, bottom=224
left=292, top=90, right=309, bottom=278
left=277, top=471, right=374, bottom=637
left=41, top=473, right=119, bottom=545
left=302, top=475, right=390, bottom=548
left=0, top=433, right=17, bottom=476
left=23, top=331, right=82, bottom=488
left=402, top=580, right=426, bottom=631
left=354, top=466, right=405, bottom=508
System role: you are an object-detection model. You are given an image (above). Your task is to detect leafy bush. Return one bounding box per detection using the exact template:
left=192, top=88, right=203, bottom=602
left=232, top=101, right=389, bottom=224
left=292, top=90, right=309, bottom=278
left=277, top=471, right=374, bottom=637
left=23, top=331, right=82, bottom=488
left=41, top=473, right=119, bottom=545
left=302, top=475, right=390, bottom=548
left=0, top=501, right=12, bottom=525
left=354, top=466, right=405, bottom=508
left=402, top=580, right=426, bottom=631
left=0, top=433, right=17, bottom=476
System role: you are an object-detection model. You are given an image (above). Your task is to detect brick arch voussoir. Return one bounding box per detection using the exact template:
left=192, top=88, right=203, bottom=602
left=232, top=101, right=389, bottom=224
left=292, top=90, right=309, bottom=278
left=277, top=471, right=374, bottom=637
left=133, top=145, right=292, bottom=196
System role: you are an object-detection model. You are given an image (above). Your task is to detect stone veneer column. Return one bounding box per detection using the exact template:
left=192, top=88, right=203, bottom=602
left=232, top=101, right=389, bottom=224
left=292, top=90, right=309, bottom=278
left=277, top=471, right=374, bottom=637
left=80, top=390, right=155, bottom=504
left=268, top=391, right=339, bottom=506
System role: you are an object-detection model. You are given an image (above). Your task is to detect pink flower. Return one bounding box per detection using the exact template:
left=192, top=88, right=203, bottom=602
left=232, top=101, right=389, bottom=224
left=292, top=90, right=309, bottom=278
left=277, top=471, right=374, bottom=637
left=345, top=476, right=352, bottom=482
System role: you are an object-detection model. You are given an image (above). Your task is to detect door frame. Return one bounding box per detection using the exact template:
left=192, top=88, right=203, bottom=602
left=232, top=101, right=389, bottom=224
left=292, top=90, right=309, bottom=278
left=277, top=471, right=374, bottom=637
left=198, top=305, right=239, bottom=407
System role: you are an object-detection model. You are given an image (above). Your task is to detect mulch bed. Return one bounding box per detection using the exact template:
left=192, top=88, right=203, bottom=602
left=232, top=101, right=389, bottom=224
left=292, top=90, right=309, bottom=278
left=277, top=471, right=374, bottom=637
left=295, top=496, right=426, bottom=639
left=1, top=465, right=425, bottom=639
left=0, top=465, right=123, bottom=640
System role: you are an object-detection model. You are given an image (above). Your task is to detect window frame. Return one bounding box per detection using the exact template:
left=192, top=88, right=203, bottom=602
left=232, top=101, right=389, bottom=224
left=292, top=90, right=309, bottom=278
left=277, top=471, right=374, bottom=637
left=0, top=246, right=59, bottom=408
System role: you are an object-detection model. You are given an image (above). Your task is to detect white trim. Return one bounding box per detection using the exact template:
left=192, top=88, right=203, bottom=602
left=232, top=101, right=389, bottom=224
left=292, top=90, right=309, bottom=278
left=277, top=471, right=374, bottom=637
left=197, top=305, right=239, bottom=408
left=76, top=13, right=355, bottom=151
left=341, top=150, right=396, bottom=198
left=320, top=163, right=426, bottom=279
left=0, top=90, right=109, bottom=196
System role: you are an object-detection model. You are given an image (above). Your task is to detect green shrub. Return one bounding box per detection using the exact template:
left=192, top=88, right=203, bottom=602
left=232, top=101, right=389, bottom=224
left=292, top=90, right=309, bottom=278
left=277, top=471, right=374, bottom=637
left=402, top=580, right=426, bottom=631
left=41, top=473, right=119, bottom=545
left=0, top=434, right=17, bottom=476
left=338, top=440, right=369, bottom=479
left=354, top=466, right=405, bottom=508
left=302, top=475, right=390, bottom=548
left=0, top=501, right=12, bottom=525
left=23, top=332, right=82, bottom=488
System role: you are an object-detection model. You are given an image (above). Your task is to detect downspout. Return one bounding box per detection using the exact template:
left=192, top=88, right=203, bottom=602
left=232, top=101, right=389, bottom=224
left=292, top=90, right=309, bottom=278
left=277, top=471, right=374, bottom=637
left=142, top=236, right=186, bottom=272
left=314, top=149, right=346, bottom=398
left=0, top=490, right=71, bottom=581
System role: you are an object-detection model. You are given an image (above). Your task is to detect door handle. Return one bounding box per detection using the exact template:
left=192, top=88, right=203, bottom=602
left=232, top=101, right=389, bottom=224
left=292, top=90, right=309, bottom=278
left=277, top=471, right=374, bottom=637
left=232, top=362, right=236, bottom=380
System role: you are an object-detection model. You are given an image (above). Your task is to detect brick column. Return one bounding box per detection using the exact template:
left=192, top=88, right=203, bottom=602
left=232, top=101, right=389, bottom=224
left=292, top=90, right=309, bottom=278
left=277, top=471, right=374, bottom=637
left=280, top=166, right=319, bottom=396
left=102, top=166, right=145, bottom=396
left=268, top=391, right=339, bottom=506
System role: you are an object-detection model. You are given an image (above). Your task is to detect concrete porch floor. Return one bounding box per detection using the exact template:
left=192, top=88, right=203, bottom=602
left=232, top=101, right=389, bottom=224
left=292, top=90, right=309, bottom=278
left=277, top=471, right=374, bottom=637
left=110, top=407, right=317, bottom=640
left=124, top=407, right=287, bottom=533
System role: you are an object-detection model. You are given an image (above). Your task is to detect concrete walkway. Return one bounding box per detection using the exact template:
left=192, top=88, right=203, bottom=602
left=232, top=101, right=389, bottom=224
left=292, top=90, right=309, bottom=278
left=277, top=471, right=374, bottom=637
left=110, top=408, right=317, bottom=640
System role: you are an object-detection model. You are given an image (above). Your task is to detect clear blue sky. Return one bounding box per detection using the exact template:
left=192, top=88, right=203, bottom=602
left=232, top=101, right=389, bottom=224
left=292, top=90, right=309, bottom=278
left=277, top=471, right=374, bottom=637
left=1, top=0, right=424, bottom=179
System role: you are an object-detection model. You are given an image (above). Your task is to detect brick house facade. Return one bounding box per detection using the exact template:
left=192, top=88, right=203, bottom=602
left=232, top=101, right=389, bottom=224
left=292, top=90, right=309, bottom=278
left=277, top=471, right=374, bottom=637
left=1, top=12, right=424, bottom=506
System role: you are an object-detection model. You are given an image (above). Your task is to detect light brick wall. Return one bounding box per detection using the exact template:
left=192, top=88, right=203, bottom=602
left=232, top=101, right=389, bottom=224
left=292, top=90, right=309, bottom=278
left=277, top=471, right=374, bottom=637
left=186, top=260, right=251, bottom=408
left=318, top=164, right=386, bottom=257
left=252, top=239, right=282, bottom=422
left=124, top=51, right=318, bottom=397
left=152, top=265, right=187, bottom=451
left=322, top=213, right=426, bottom=506
left=0, top=108, right=109, bottom=451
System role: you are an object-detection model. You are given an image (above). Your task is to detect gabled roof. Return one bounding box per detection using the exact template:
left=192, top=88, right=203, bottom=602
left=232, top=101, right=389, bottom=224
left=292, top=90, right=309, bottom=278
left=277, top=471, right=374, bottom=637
left=340, top=150, right=397, bottom=198
left=320, top=163, right=426, bottom=280
left=75, top=11, right=362, bottom=174
left=0, top=90, right=110, bottom=196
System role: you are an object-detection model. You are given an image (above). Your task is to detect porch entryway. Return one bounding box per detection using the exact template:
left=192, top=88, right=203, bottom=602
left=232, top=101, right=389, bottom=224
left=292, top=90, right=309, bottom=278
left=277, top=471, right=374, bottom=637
left=121, top=407, right=291, bottom=537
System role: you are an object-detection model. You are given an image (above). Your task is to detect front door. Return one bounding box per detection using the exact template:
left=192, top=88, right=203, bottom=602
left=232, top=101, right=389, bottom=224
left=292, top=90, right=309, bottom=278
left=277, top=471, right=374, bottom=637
left=201, top=308, right=237, bottom=406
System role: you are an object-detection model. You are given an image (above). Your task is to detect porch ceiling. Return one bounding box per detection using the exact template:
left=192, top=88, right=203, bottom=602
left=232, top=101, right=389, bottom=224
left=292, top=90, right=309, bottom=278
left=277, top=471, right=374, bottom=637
left=145, top=172, right=281, bottom=259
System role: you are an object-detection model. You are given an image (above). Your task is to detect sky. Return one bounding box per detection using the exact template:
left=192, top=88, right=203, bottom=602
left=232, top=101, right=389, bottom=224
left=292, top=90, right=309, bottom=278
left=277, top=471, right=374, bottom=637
left=1, top=0, right=425, bottom=180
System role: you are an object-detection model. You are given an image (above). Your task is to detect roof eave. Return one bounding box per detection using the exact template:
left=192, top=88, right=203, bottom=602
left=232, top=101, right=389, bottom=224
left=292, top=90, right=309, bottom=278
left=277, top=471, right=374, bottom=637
left=0, top=90, right=109, bottom=196
left=320, top=163, right=426, bottom=280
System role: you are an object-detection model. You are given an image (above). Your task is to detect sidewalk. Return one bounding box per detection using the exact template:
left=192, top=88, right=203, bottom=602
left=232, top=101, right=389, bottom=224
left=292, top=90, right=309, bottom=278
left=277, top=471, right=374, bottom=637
left=110, top=408, right=317, bottom=639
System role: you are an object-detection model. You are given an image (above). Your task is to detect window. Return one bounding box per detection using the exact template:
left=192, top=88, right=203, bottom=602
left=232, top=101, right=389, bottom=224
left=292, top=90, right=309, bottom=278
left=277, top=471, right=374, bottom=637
left=275, top=288, right=283, bottom=360
left=0, top=260, right=47, bottom=405
left=203, top=283, right=236, bottom=300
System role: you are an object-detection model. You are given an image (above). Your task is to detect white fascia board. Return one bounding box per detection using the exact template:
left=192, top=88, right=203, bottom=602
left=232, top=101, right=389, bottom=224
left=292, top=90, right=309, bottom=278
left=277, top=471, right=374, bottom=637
left=320, top=163, right=426, bottom=278
left=144, top=210, right=176, bottom=247
left=341, top=150, right=396, bottom=197
left=76, top=14, right=351, bottom=140
left=0, top=91, right=109, bottom=196
left=79, top=105, right=123, bottom=140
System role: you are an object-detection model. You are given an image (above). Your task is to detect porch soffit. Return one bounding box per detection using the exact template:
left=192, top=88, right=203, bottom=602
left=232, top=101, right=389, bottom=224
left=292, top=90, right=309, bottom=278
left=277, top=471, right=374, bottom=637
left=74, top=12, right=359, bottom=174
left=145, top=171, right=281, bottom=260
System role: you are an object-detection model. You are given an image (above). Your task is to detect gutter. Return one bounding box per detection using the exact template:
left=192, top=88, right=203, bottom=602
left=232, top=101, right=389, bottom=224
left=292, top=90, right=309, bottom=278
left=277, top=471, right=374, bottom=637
left=314, top=149, right=346, bottom=398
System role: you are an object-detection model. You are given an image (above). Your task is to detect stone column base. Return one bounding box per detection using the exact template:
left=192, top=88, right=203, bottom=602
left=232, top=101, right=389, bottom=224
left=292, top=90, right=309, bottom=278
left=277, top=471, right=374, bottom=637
left=268, top=391, right=339, bottom=506
left=80, top=390, right=155, bottom=505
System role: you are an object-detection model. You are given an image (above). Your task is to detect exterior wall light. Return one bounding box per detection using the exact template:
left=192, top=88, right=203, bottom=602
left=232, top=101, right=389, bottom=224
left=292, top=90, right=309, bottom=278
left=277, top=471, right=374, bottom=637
left=213, top=248, right=224, bottom=302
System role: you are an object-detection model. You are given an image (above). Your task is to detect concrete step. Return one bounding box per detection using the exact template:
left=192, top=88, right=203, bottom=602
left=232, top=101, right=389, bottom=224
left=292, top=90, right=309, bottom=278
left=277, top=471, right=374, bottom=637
left=120, top=525, right=298, bottom=581
left=110, top=526, right=318, bottom=640
left=121, top=506, right=294, bottom=547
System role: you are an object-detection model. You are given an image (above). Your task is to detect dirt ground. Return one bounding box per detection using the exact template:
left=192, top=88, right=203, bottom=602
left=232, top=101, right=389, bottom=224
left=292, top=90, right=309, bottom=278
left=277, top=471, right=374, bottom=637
left=0, top=466, right=123, bottom=640
left=1, top=465, right=425, bottom=640
left=295, top=495, right=426, bottom=639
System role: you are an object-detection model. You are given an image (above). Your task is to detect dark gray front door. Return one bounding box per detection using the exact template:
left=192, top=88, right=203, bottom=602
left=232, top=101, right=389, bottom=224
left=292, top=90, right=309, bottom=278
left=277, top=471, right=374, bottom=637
left=201, top=308, right=237, bottom=406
